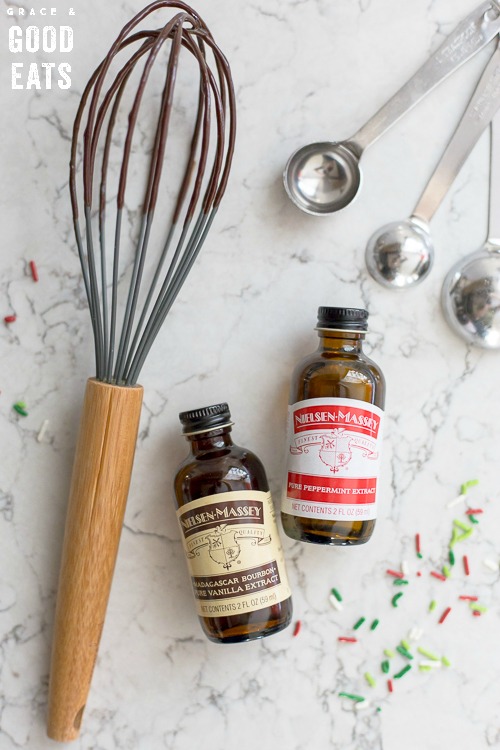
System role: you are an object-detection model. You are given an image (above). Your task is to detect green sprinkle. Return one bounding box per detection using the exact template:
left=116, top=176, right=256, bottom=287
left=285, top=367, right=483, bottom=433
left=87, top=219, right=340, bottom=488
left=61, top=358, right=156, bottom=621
left=392, top=592, right=403, bottom=607
left=460, top=479, right=479, bottom=494
left=454, top=519, right=471, bottom=532
left=442, top=656, right=451, bottom=667
left=381, top=660, right=390, bottom=674
left=331, top=588, right=342, bottom=602
left=456, top=528, right=474, bottom=542
left=449, top=550, right=455, bottom=566
left=429, top=600, right=437, bottom=612
left=417, top=552, right=423, bottom=559
left=394, top=665, right=412, bottom=679
left=384, top=649, right=395, bottom=658
left=13, top=402, right=28, bottom=417
left=419, top=665, right=433, bottom=672
left=470, top=603, right=487, bottom=613
left=339, top=692, right=365, bottom=702
left=469, top=515, right=479, bottom=524
left=443, top=565, right=451, bottom=579
left=377, top=707, right=382, bottom=713
left=393, top=578, right=409, bottom=586
left=401, top=639, right=411, bottom=651
left=364, top=672, right=376, bottom=688
left=396, top=645, right=414, bottom=660
left=353, top=617, right=366, bottom=630
left=417, top=647, right=440, bottom=661
left=370, top=619, right=380, bottom=631
left=449, top=527, right=460, bottom=548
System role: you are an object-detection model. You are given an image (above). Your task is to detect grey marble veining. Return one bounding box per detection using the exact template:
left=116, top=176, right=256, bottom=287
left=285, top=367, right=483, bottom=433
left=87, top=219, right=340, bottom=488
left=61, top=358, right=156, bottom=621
left=2, top=0, right=500, bottom=748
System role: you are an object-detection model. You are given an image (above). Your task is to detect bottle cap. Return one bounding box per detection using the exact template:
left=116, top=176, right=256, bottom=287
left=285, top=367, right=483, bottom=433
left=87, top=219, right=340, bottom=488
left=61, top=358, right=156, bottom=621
left=317, top=306, right=368, bottom=331
left=179, top=402, right=233, bottom=435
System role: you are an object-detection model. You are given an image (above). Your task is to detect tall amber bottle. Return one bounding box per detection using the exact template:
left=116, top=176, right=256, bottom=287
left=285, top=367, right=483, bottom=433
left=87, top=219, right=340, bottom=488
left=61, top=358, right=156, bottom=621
left=281, top=307, right=386, bottom=546
left=174, top=403, right=292, bottom=643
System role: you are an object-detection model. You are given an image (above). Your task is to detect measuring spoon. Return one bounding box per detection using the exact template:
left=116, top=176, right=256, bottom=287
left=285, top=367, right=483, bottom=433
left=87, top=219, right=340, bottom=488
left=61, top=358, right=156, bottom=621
left=366, top=40, right=500, bottom=288
left=284, top=2, right=500, bottom=215
left=441, top=115, right=500, bottom=348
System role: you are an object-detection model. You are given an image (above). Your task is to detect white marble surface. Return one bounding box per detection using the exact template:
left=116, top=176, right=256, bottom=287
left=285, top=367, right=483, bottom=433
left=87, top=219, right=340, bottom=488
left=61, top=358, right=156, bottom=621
left=2, top=0, right=500, bottom=748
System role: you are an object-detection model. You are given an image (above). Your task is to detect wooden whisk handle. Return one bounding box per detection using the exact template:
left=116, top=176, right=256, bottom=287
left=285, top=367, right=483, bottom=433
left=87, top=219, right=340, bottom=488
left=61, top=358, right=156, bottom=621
left=47, top=378, right=143, bottom=742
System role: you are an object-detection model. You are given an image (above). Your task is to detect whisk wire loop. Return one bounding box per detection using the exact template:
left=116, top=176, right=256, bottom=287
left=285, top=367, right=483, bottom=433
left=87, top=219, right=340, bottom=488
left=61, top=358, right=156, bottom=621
left=69, top=1, right=235, bottom=384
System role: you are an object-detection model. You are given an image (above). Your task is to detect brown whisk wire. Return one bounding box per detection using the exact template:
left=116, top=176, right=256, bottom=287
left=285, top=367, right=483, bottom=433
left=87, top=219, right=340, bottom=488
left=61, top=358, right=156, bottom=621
left=123, top=35, right=222, bottom=382
left=69, top=1, right=236, bottom=385
left=96, top=32, right=159, bottom=380
left=120, top=78, right=205, bottom=380
left=125, top=34, right=236, bottom=384
left=70, top=32, right=155, bottom=379
left=111, top=17, right=189, bottom=383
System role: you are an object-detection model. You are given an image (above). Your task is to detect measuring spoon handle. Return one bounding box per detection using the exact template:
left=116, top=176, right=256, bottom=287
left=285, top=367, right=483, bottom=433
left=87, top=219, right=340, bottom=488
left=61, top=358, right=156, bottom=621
left=413, top=42, right=500, bottom=223
left=351, top=2, right=500, bottom=154
left=488, top=110, right=500, bottom=241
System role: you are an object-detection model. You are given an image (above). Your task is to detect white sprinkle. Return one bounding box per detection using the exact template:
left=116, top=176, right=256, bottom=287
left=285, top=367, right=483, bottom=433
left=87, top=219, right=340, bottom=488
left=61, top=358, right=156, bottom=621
left=447, top=494, right=466, bottom=508
left=329, top=594, right=343, bottom=612
left=401, top=560, right=410, bottom=576
left=420, top=660, right=442, bottom=669
left=482, top=558, right=499, bottom=572
left=354, top=699, right=372, bottom=712
left=37, top=419, right=49, bottom=443
left=408, top=627, right=423, bottom=641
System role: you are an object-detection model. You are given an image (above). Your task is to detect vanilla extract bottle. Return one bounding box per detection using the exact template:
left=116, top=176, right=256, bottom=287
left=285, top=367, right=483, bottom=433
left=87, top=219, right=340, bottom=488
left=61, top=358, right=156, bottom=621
left=281, top=307, right=386, bottom=546
left=174, top=403, right=292, bottom=643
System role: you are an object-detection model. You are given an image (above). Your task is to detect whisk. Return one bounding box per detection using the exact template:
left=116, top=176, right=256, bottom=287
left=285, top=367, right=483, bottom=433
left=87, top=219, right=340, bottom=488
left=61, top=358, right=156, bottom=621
left=47, top=2, right=235, bottom=741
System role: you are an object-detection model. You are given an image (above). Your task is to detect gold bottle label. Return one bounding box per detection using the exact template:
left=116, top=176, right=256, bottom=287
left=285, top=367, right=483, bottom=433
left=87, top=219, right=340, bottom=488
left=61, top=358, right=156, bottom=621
left=176, top=490, right=291, bottom=617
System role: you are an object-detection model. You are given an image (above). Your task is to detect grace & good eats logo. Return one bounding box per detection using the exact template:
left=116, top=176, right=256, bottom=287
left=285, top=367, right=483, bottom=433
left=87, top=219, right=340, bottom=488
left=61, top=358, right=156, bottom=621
left=7, top=6, right=75, bottom=90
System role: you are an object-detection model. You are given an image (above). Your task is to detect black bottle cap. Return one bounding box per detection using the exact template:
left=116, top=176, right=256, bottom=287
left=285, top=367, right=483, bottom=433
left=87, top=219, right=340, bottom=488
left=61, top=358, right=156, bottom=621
left=179, top=402, right=233, bottom=435
left=317, top=306, right=368, bottom=331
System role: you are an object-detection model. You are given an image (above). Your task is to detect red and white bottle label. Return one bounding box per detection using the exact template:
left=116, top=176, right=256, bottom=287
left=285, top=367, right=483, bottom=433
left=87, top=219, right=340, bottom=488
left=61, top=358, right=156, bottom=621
left=281, top=397, right=384, bottom=522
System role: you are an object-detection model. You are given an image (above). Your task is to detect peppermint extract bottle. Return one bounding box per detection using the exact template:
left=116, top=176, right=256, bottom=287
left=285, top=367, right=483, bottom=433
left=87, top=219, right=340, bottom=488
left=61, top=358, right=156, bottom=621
left=281, top=307, right=386, bottom=546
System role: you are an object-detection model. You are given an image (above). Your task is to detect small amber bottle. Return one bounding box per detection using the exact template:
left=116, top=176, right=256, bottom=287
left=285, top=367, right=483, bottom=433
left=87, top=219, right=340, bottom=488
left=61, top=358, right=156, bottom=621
left=174, top=403, right=293, bottom=643
left=281, top=307, right=386, bottom=546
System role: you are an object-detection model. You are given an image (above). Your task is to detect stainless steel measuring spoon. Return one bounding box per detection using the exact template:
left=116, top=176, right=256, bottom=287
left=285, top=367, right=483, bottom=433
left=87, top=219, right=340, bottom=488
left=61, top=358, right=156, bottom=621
left=365, top=39, right=500, bottom=289
left=284, top=1, right=500, bottom=215
left=441, top=115, right=500, bottom=348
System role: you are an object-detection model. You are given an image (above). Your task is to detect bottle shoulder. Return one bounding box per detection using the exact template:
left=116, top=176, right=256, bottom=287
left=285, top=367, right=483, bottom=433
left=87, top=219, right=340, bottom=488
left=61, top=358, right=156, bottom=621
left=290, top=348, right=385, bottom=408
left=174, top=443, right=269, bottom=507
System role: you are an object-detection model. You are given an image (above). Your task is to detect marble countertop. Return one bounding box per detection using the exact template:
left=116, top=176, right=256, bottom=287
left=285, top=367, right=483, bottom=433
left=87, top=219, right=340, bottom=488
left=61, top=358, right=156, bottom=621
left=2, top=0, right=500, bottom=748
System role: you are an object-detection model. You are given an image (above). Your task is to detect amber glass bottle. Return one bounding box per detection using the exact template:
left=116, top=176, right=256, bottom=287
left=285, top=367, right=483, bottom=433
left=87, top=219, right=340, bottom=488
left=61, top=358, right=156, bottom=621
left=174, top=403, right=293, bottom=643
left=281, top=307, right=386, bottom=546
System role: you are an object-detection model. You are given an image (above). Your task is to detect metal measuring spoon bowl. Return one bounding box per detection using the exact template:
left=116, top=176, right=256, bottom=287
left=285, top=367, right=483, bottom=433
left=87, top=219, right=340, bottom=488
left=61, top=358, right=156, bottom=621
left=365, top=217, right=433, bottom=289
left=441, top=245, right=500, bottom=349
left=283, top=141, right=361, bottom=214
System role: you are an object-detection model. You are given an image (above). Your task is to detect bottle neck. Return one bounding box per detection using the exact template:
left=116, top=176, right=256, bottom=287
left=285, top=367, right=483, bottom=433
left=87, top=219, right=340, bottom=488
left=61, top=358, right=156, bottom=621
left=316, top=328, right=365, bottom=353
left=186, top=426, right=234, bottom=456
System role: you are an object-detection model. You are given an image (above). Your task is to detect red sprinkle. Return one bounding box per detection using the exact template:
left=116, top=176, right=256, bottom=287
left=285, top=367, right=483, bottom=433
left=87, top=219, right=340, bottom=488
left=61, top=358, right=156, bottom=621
left=293, top=620, right=301, bottom=637
left=4, top=315, right=16, bottom=324
left=431, top=571, right=447, bottom=582
left=415, top=533, right=421, bottom=553
left=459, top=595, right=478, bottom=601
left=387, top=680, right=393, bottom=693
left=417, top=571, right=422, bottom=577
left=29, top=260, right=39, bottom=282
left=465, top=508, right=483, bottom=515
left=438, top=607, right=452, bottom=624
left=386, top=569, right=404, bottom=579
left=338, top=637, right=357, bottom=643
left=463, top=556, right=470, bottom=576
left=473, top=610, right=482, bottom=617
